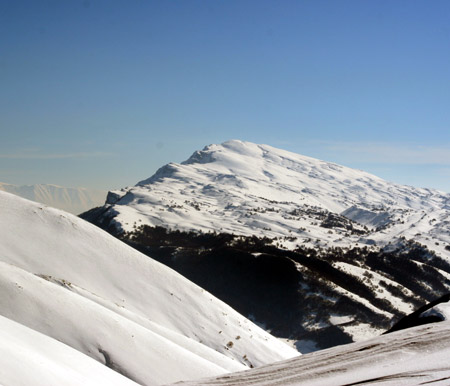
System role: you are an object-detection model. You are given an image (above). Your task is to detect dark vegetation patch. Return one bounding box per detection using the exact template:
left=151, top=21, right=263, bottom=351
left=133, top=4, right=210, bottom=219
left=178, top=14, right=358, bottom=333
left=320, top=212, right=367, bottom=235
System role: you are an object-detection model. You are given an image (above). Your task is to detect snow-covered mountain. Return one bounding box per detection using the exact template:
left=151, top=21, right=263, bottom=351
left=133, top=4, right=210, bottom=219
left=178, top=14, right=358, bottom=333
left=82, top=140, right=450, bottom=352
left=173, top=320, right=450, bottom=386
left=92, top=140, right=449, bottom=257
left=0, top=182, right=106, bottom=214
left=0, top=191, right=298, bottom=385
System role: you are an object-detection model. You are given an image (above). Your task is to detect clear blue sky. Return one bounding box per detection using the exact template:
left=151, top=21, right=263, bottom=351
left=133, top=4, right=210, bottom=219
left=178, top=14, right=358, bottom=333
left=1, top=0, right=449, bottom=192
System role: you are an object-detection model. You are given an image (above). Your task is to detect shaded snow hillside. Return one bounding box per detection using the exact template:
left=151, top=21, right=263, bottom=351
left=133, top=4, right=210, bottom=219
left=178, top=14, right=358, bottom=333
left=387, top=293, right=450, bottom=333
left=0, top=191, right=298, bottom=385
left=82, top=140, right=450, bottom=352
left=0, top=315, right=139, bottom=386
left=90, top=140, right=449, bottom=257
left=173, top=321, right=450, bottom=386
left=0, top=182, right=106, bottom=214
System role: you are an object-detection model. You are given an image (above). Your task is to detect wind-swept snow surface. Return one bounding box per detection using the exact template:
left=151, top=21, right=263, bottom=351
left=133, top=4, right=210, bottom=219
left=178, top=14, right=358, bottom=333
left=174, top=321, right=450, bottom=386
left=0, top=191, right=298, bottom=385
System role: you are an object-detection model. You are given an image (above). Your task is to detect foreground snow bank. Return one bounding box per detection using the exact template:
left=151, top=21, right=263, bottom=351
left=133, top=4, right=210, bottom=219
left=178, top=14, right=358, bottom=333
left=175, top=321, right=450, bottom=386
left=0, top=315, right=139, bottom=386
left=0, top=191, right=298, bottom=385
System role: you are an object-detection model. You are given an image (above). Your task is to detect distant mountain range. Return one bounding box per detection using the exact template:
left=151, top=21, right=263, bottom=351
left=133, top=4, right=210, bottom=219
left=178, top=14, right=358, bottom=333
left=0, top=182, right=106, bottom=214
left=81, top=140, right=450, bottom=351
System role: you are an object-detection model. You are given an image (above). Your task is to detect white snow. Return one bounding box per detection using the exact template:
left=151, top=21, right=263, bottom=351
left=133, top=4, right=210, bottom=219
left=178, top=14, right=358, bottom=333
left=329, top=315, right=353, bottom=325
left=0, top=315, right=140, bottom=386
left=420, top=301, right=450, bottom=321
left=0, top=191, right=298, bottom=385
left=174, top=321, right=450, bottom=386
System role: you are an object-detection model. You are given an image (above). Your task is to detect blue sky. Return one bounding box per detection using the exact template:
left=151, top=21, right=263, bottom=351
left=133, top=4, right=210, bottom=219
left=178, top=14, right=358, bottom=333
left=1, top=0, right=449, bottom=192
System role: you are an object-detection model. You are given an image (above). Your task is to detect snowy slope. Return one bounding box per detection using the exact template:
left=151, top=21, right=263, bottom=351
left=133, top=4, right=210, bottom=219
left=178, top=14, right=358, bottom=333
left=96, top=140, right=450, bottom=258
left=173, top=321, right=450, bottom=386
left=0, top=315, right=139, bottom=386
left=0, top=191, right=298, bottom=385
left=421, top=301, right=450, bottom=321
left=0, top=182, right=106, bottom=214
left=387, top=294, right=450, bottom=333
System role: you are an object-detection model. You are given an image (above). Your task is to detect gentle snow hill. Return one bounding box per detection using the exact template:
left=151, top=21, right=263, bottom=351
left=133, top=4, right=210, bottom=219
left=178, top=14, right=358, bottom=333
left=173, top=321, right=450, bottom=386
left=0, top=182, right=106, bottom=214
left=0, top=191, right=298, bottom=385
left=96, top=140, right=450, bottom=258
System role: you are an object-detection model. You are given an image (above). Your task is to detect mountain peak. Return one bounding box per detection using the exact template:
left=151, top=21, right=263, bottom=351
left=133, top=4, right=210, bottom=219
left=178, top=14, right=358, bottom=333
left=180, top=140, right=254, bottom=164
